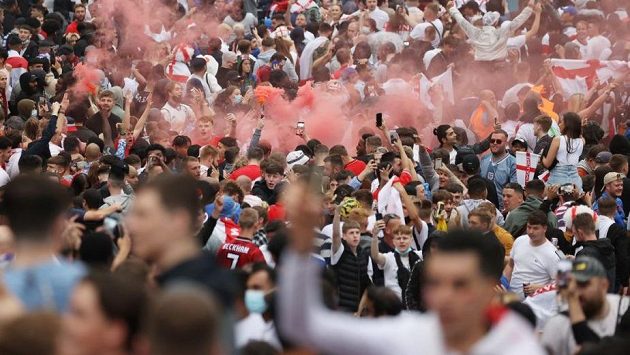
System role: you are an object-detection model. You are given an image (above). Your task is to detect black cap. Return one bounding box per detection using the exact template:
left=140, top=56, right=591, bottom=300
left=461, top=154, right=480, bottom=175
left=57, top=44, right=74, bottom=56
left=225, top=70, right=242, bottom=83
left=39, top=39, right=54, bottom=48
left=109, top=161, right=129, bottom=182
left=24, top=17, right=41, bottom=30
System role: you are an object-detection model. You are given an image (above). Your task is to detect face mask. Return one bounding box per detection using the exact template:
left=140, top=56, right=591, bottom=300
left=361, top=26, right=371, bottom=34
left=245, top=289, right=267, bottom=314
left=396, top=247, right=412, bottom=256
left=232, top=94, right=243, bottom=104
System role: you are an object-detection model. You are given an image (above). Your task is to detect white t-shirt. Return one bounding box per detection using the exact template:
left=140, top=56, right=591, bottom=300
left=235, top=313, right=282, bottom=350
left=585, top=35, right=611, bottom=60
left=379, top=251, right=423, bottom=299
left=572, top=39, right=588, bottom=58
left=423, top=48, right=441, bottom=70
left=0, top=167, right=9, bottom=187
left=541, top=294, right=629, bottom=355
left=509, top=236, right=562, bottom=298
left=369, top=8, right=390, bottom=31
left=321, top=215, right=376, bottom=238
left=161, top=102, right=195, bottom=134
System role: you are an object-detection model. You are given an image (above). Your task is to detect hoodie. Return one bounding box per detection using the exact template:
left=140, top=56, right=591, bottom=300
left=251, top=179, right=278, bottom=205
left=457, top=199, right=505, bottom=228
left=110, top=86, right=126, bottom=120
left=577, top=238, right=616, bottom=291
left=504, top=196, right=558, bottom=237
left=576, top=159, right=593, bottom=177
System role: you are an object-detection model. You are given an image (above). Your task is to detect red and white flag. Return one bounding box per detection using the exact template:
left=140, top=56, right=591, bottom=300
left=419, top=67, right=454, bottom=109
left=515, top=151, right=540, bottom=188
left=549, top=59, right=628, bottom=97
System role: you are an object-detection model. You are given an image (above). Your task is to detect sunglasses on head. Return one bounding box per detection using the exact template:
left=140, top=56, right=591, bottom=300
left=490, top=139, right=503, bottom=144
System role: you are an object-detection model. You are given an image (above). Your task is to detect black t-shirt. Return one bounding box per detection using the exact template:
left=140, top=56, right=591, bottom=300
left=67, top=126, right=98, bottom=143
left=85, top=112, right=122, bottom=139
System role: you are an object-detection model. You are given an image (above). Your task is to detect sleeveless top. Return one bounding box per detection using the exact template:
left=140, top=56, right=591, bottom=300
left=556, top=135, right=584, bottom=166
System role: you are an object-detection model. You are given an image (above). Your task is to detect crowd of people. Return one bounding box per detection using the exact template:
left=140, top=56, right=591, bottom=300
left=0, top=0, right=629, bottom=354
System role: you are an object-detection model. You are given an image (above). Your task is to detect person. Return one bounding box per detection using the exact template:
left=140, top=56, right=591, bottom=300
left=592, top=172, right=626, bottom=228
left=331, top=204, right=371, bottom=312
left=541, top=257, right=629, bottom=355
left=160, top=81, right=196, bottom=135
left=584, top=18, right=611, bottom=60
left=230, top=147, right=263, bottom=180
left=597, top=197, right=629, bottom=292
left=502, top=182, right=524, bottom=215
left=609, top=154, right=630, bottom=216
left=505, top=210, right=563, bottom=299
left=278, top=181, right=544, bottom=354
left=85, top=90, right=122, bottom=150
left=371, top=224, right=422, bottom=302
left=543, top=112, right=584, bottom=191
left=0, top=136, right=12, bottom=187
left=216, top=208, right=266, bottom=269
left=59, top=272, right=148, bottom=355
left=571, top=212, right=616, bottom=291
left=503, top=179, right=556, bottom=238
left=479, top=130, right=517, bottom=211
left=433, top=124, right=490, bottom=165
left=216, top=51, right=239, bottom=89
left=251, top=160, right=284, bottom=205
left=533, top=115, right=553, bottom=156
left=329, top=144, right=366, bottom=177
left=126, top=174, right=234, bottom=308
left=188, top=57, right=221, bottom=105
left=468, top=207, right=512, bottom=256
left=2, top=175, right=86, bottom=311
left=477, top=202, right=514, bottom=256
left=456, top=178, right=503, bottom=229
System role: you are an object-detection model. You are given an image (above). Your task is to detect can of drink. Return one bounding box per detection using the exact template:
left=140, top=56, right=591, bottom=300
left=523, top=282, right=530, bottom=296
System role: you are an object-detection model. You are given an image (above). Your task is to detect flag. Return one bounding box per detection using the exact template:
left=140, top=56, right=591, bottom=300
left=515, top=151, right=540, bottom=187
left=549, top=59, right=629, bottom=97
left=419, top=67, right=454, bottom=109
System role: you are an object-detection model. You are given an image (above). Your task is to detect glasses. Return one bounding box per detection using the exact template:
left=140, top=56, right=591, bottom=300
left=490, top=139, right=503, bottom=144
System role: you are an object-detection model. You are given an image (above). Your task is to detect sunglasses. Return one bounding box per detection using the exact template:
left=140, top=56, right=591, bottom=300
left=490, top=139, right=503, bottom=144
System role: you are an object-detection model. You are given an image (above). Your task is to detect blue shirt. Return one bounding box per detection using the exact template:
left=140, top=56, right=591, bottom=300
left=593, top=192, right=626, bottom=228
left=4, top=259, right=86, bottom=312
left=480, top=153, right=517, bottom=211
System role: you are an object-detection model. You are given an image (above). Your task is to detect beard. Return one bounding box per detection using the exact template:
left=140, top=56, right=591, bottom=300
left=581, top=296, right=605, bottom=319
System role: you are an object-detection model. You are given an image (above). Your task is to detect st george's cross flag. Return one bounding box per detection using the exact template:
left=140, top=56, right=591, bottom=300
left=549, top=59, right=628, bottom=97
left=516, top=151, right=540, bottom=187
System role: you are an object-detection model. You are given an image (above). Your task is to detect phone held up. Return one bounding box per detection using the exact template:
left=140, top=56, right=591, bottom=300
left=296, top=121, right=305, bottom=136
left=376, top=112, right=383, bottom=128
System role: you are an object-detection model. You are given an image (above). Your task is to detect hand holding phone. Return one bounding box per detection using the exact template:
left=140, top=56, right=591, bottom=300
left=434, top=158, right=442, bottom=170
left=376, top=113, right=383, bottom=128
left=389, top=129, right=399, bottom=143
left=296, top=121, right=305, bottom=136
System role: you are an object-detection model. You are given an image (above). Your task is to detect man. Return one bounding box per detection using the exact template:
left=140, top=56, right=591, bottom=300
left=216, top=51, right=238, bottom=89
left=456, top=178, right=503, bottom=229
left=468, top=208, right=512, bottom=256
left=329, top=144, right=366, bottom=177
left=571, top=213, right=616, bottom=291
left=533, top=115, right=552, bottom=156
left=199, top=145, right=219, bottom=177
left=184, top=156, right=201, bottom=179
left=480, top=130, right=517, bottom=211
left=101, top=162, right=134, bottom=214
left=65, top=3, right=86, bottom=34
left=426, top=36, right=458, bottom=78
left=323, top=154, right=343, bottom=178
left=597, top=197, right=629, bottom=292
left=554, top=184, right=579, bottom=232
left=572, top=20, right=589, bottom=58
left=85, top=90, right=121, bottom=150
left=358, top=0, right=388, bottom=31
left=504, top=179, right=556, bottom=237
left=126, top=174, right=234, bottom=308
left=251, top=160, right=284, bottom=205
left=59, top=272, right=148, bottom=355
left=609, top=154, right=630, bottom=216
left=188, top=57, right=221, bottom=105
left=460, top=154, right=499, bottom=207
left=2, top=175, right=86, bottom=311
left=501, top=63, right=532, bottom=110
left=592, top=172, right=625, bottom=227
left=505, top=210, right=562, bottom=299
left=541, top=257, right=629, bottom=355
left=584, top=19, right=611, bottom=60
left=278, top=181, right=545, bottom=354
left=161, top=81, right=195, bottom=135
left=411, top=3, right=443, bottom=47
left=216, top=208, right=265, bottom=269
left=230, top=147, right=263, bottom=181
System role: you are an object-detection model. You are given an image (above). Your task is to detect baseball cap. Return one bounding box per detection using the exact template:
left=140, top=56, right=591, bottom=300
left=561, top=6, right=577, bottom=16
left=572, top=256, right=607, bottom=282
left=286, top=150, right=309, bottom=169
left=595, top=151, right=612, bottom=164
left=461, top=154, right=480, bottom=175
left=512, top=137, right=528, bottom=148
left=5, top=116, right=25, bottom=131
left=602, top=172, right=624, bottom=190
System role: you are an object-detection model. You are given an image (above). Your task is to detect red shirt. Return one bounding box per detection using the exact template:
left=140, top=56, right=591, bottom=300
left=65, top=21, right=80, bottom=34
left=216, top=237, right=265, bottom=269
left=193, top=134, right=221, bottom=147
left=344, top=159, right=366, bottom=177
left=229, top=164, right=261, bottom=181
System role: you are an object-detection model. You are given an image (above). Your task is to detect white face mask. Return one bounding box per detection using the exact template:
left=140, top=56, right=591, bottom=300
left=361, top=26, right=371, bottom=34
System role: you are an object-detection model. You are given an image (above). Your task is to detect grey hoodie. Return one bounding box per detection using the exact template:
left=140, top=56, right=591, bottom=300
left=457, top=198, right=505, bottom=228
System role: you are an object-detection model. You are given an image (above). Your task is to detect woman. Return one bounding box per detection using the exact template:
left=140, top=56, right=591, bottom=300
left=214, top=86, right=246, bottom=116
left=237, top=57, right=257, bottom=93
left=386, top=5, right=412, bottom=41
left=543, top=112, right=584, bottom=191
left=274, top=38, right=299, bottom=83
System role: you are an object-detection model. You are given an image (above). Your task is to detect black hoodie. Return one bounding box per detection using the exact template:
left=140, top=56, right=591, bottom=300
left=251, top=179, right=278, bottom=205
left=577, top=238, right=616, bottom=291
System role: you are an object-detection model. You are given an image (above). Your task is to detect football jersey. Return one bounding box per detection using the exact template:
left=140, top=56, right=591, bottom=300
left=216, top=237, right=266, bottom=269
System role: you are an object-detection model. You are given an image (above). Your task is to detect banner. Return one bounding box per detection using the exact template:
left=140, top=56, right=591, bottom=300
left=419, top=67, right=454, bottom=109
left=549, top=59, right=628, bottom=97
left=515, top=151, right=540, bottom=187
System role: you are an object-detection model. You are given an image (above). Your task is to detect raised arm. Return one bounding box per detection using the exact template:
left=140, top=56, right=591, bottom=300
left=395, top=138, right=419, bottom=182
left=132, top=94, right=152, bottom=140
left=393, top=182, right=423, bottom=234
left=577, top=83, right=617, bottom=121
left=508, top=2, right=534, bottom=33
left=332, top=205, right=342, bottom=255
left=370, top=220, right=387, bottom=268
left=447, top=1, right=479, bottom=40
left=525, top=3, right=542, bottom=40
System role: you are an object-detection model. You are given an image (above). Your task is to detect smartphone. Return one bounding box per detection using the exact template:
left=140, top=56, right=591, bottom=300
left=296, top=121, right=305, bottom=135
left=436, top=201, right=445, bottom=216
left=434, top=158, right=443, bottom=170
left=375, top=212, right=383, bottom=221
left=38, top=96, right=49, bottom=109
left=557, top=259, right=572, bottom=289
left=376, top=112, right=383, bottom=128
left=389, top=129, right=399, bottom=143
